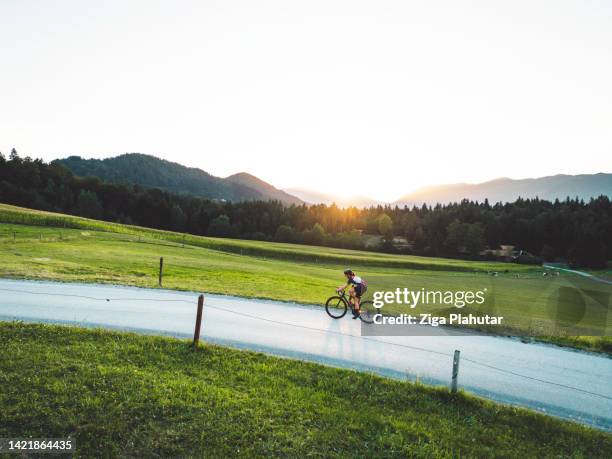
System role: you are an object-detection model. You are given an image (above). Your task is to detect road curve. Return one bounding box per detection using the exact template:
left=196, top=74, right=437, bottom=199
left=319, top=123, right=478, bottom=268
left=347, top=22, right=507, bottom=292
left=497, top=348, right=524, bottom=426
left=0, top=278, right=611, bottom=431
left=544, top=264, right=612, bottom=285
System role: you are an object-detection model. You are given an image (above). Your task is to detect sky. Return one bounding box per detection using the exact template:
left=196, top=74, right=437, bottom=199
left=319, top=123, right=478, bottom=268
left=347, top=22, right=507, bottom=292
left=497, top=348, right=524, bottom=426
left=1, top=0, right=611, bottom=201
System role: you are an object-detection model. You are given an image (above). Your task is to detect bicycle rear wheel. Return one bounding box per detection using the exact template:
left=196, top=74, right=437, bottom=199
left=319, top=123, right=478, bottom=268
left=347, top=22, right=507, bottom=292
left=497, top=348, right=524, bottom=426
left=325, top=296, right=348, bottom=319
left=358, top=300, right=377, bottom=324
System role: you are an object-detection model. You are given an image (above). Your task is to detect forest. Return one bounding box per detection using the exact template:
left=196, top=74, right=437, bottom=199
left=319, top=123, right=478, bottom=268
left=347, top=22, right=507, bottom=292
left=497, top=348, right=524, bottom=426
left=1, top=149, right=610, bottom=267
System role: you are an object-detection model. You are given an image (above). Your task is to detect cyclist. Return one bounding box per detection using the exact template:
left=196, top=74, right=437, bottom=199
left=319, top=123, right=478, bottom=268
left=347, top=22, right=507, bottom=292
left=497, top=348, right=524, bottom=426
left=337, top=268, right=367, bottom=319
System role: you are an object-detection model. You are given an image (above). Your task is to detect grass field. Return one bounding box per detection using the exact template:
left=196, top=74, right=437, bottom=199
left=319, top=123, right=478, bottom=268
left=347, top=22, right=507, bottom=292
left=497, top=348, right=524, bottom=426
left=1, top=322, right=610, bottom=458
left=0, top=203, right=538, bottom=272
left=0, top=203, right=610, bottom=352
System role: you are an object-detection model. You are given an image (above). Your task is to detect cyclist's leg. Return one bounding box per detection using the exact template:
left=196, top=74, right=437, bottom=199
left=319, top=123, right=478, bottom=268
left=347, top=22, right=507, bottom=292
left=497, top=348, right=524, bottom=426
left=354, top=287, right=361, bottom=313
left=348, top=287, right=356, bottom=305
left=348, top=288, right=359, bottom=318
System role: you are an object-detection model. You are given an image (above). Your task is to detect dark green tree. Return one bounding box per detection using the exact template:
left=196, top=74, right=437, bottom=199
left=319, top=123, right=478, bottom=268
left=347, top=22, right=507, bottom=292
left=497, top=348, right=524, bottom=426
left=75, top=190, right=103, bottom=219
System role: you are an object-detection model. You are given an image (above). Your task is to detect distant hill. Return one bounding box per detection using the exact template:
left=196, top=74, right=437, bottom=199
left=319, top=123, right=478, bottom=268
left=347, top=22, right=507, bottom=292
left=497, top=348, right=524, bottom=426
left=284, top=188, right=381, bottom=208
left=394, top=173, right=612, bottom=206
left=56, top=154, right=302, bottom=205
left=226, top=173, right=302, bottom=204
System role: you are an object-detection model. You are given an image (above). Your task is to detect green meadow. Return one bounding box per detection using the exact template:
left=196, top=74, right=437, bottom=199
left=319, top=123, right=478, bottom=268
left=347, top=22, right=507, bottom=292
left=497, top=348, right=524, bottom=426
left=1, top=322, right=610, bottom=458
left=0, top=203, right=610, bottom=352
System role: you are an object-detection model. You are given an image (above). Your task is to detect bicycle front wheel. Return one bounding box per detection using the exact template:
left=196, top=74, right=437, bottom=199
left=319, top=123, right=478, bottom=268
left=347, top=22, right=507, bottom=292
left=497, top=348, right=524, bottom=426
left=325, top=296, right=348, bottom=319
left=358, top=300, right=378, bottom=324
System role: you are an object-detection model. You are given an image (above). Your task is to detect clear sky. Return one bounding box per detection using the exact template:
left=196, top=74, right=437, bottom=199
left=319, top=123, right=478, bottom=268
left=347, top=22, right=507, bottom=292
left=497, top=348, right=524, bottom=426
left=1, top=0, right=611, bottom=201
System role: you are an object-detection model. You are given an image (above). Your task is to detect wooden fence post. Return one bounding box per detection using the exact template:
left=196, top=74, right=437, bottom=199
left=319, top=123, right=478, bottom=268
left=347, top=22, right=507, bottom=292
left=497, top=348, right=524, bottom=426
left=158, top=257, right=164, bottom=286
left=451, top=350, right=461, bottom=393
left=193, top=294, right=204, bottom=347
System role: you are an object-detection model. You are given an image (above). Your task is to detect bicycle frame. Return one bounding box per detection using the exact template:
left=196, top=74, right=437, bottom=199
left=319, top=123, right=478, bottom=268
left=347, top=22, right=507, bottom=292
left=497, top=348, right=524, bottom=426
left=338, top=290, right=357, bottom=310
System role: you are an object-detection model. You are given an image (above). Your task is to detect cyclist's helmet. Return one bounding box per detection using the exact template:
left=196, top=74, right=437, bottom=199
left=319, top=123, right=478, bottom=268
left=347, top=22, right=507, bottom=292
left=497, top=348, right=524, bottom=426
left=344, top=268, right=354, bottom=276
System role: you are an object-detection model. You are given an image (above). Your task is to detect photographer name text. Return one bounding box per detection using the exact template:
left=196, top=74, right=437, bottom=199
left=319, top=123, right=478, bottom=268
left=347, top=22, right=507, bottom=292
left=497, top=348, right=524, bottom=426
left=373, top=313, right=504, bottom=326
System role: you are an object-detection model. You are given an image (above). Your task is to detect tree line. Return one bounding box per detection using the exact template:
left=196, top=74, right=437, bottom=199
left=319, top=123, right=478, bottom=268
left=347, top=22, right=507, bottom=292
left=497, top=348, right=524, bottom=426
left=1, top=150, right=610, bottom=267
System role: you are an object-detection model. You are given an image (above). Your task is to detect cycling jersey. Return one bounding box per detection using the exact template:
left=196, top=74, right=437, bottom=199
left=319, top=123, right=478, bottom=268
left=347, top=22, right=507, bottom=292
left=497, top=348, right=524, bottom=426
left=347, top=276, right=363, bottom=286
left=345, top=276, right=367, bottom=297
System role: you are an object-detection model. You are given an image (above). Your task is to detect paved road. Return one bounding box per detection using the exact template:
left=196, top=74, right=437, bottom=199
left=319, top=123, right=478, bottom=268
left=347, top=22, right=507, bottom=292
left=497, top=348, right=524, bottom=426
left=544, top=264, right=612, bottom=285
left=1, top=278, right=611, bottom=431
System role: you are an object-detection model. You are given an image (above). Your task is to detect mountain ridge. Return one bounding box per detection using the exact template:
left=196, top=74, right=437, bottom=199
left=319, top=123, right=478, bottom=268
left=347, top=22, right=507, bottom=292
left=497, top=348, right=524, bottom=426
left=55, top=154, right=611, bottom=207
left=56, top=154, right=303, bottom=205
left=286, top=173, right=611, bottom=207
left=226, top=172, right=302, bottom=204
left=393, top=173, right=612, bottom=206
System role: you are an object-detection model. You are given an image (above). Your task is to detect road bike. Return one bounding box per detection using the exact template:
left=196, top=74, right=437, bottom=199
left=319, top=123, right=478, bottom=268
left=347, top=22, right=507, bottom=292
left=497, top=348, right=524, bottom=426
left=325, top=290, right=377, bottom=324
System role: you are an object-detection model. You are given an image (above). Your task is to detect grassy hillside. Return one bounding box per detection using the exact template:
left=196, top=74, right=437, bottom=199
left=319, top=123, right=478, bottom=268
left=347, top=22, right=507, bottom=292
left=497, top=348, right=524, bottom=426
left=0, top=203, right=610, bottom=352
left=1, top=323, right=610, bottom=458
left=0, top=203, right=536, bottom=272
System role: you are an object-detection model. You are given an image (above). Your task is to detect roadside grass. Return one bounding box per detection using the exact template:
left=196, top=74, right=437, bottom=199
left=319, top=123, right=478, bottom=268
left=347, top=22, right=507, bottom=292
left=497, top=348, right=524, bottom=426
left=1, top=322, right=610, bottom=458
